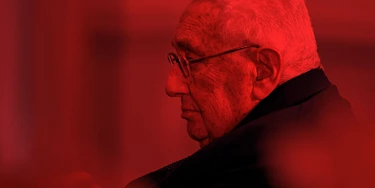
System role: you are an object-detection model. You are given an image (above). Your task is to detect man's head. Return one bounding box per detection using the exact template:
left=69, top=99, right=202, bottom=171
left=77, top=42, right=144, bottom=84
left=165, top=0, right=321, bottom=147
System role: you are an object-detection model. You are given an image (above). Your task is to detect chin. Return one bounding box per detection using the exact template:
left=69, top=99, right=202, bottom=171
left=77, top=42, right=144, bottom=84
left=187, top=129, right=210, bottom=148
left=187, top=119, right=208, bottom=139
left=199, top=138, right=210, bottom=148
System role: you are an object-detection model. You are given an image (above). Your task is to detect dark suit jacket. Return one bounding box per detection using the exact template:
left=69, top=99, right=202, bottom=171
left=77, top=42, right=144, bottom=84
left=126, top=68, right=362, bottom=188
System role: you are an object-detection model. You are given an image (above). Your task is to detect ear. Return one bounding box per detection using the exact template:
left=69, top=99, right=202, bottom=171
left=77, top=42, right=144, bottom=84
left=251, top=48, right=282, bottom=101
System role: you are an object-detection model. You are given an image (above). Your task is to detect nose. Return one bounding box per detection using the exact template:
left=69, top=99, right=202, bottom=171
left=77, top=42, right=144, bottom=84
left=165, top=65, right=189, bottom=97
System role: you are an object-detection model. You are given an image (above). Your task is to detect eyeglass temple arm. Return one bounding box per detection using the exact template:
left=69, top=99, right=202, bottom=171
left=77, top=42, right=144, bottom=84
left=188, top=45, right=260, bottom=63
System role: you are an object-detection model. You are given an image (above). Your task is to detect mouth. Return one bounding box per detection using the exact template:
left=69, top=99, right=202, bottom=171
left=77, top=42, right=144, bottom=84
left=181, top=108, right=200, bottom=112
left=181, top=109, right=200, bottom=119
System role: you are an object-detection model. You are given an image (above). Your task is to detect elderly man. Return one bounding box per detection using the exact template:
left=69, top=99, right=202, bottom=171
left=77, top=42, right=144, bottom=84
left=127, top=0, right=362, bottom=187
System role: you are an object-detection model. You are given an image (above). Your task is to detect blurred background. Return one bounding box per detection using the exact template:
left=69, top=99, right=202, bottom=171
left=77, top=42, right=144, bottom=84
left=0, top=0, right=374, bottom=187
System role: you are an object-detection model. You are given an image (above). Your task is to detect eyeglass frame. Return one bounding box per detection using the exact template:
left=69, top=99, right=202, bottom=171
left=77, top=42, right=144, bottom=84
left=167, top=44, right=261, bottom=77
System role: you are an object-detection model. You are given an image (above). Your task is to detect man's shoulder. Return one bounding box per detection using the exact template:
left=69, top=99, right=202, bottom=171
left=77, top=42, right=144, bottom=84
left=249, top=84, right=356, bottom=129
left=293, top=84, right=357, bottom=129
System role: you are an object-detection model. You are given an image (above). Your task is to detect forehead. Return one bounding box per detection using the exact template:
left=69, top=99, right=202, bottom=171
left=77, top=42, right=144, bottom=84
left=171, top=1, right=224, bottom=52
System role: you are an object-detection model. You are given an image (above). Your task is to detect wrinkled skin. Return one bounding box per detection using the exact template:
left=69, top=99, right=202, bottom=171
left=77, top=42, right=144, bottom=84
left=165, top=1, right=282, bottom=147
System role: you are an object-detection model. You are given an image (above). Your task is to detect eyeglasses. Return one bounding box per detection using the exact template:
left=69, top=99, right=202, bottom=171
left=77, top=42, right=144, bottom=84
left=167, top=45, right=260, bottom=77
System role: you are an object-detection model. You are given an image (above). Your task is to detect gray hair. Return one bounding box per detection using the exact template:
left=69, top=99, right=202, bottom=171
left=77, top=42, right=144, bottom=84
left=193, top=0, right=321, bottom=82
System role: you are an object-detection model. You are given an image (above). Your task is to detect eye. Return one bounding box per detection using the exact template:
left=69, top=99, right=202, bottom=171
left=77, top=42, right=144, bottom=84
left=185, top=53, right=198, bottom=61
left=184, top=50, right=197, bottom=61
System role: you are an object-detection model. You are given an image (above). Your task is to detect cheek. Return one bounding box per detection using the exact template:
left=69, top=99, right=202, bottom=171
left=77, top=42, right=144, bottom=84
left=223, top=64, right=255, bottom=100
left=191, top=68, right=222, bottom=92
left=189, top=68, right=227, bottom=112
left=190, top=64, right=253, bottom=109
left=190, top=85, right=226, bottom=117
left=189, top=81, right=236, bottom=138
left=198, top=94, right=233, bottom=138
left=188, top=63, right=256, bottom=137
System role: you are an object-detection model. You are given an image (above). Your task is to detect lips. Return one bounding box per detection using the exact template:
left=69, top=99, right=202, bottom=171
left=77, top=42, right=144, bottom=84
left=181, top=108, right=199, bottom=112
left=181, top=105, right=200, bottom=112
left=181, top=108, right=200, bottom=119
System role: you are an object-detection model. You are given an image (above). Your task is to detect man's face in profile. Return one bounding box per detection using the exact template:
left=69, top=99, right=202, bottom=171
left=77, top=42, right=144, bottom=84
left=165, top=1, right=259, bottom=147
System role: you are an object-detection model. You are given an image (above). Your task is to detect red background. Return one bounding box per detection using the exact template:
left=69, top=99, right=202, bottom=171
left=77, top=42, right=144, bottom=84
left=0, top=0, right=374, bottom=187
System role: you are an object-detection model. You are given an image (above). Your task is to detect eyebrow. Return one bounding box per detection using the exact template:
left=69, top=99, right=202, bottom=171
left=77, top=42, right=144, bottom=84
left=172, top=39, right=191, bottom=50
left=171, top=39, right=201, bottom=56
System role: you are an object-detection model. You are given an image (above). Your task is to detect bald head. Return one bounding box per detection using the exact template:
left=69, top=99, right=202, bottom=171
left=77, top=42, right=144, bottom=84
left=175, top=0, right=320, bottom=82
